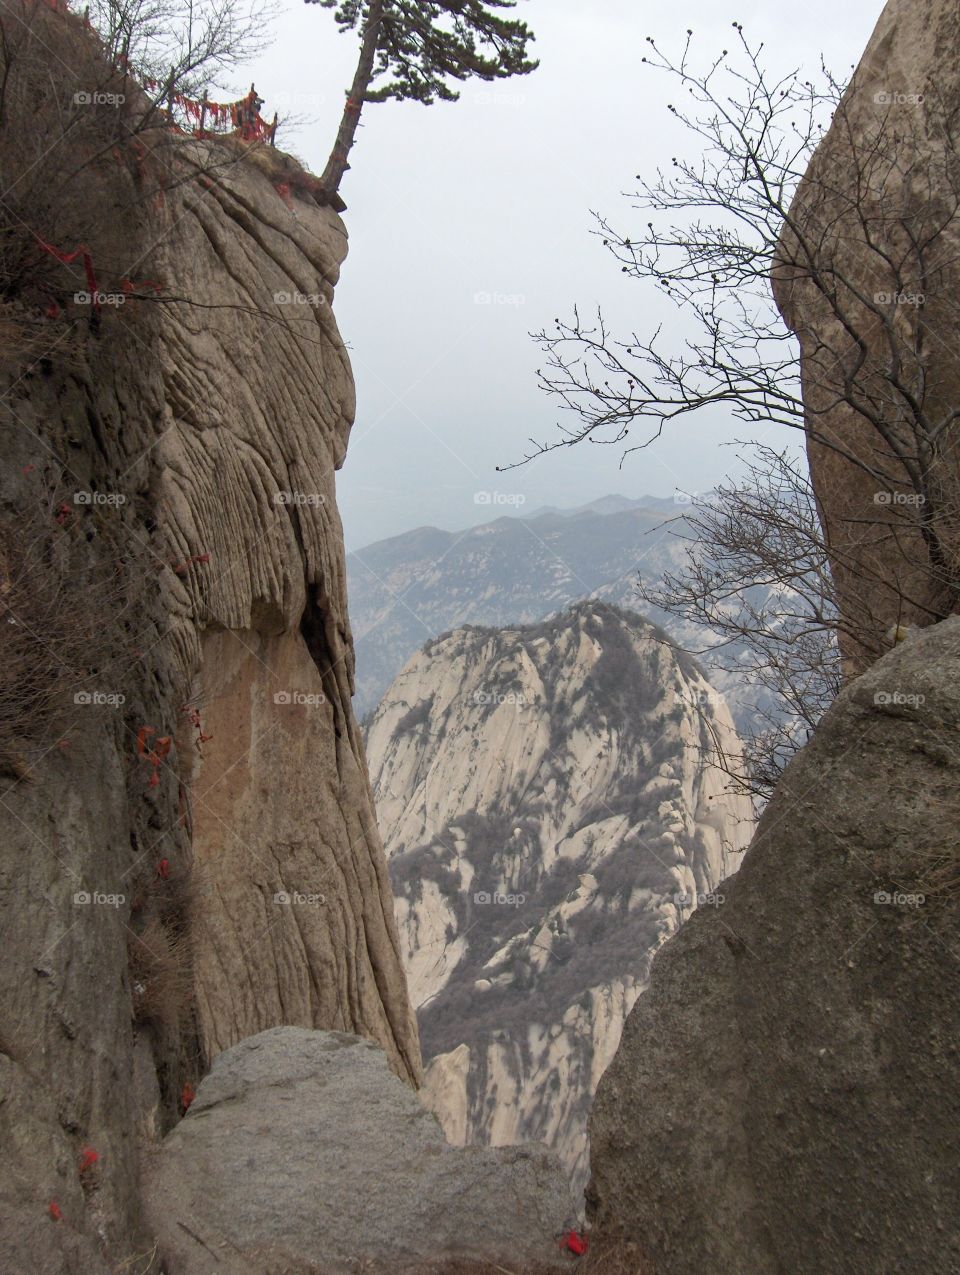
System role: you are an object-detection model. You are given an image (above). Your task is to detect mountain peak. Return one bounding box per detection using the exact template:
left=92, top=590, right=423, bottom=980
left=365, top=603, right=755, bottom=1195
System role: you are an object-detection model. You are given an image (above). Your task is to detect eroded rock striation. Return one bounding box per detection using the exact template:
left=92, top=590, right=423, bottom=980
left=0, top=7, right=418, bottom=1271
left=365, top=602, right=754, bottom=1195
left=588, top=616, right=960, bottom=1275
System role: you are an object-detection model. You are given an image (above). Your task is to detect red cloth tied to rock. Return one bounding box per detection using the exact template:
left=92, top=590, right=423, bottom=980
left=559, top=1230, right=589, bottom=1256
left=33, top=234, right=99, bottom=310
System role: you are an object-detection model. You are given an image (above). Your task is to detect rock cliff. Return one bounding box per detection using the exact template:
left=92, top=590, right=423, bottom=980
left=774, top=0, right=960, bottom=671
left=585, top=5, right=960, bottom=1266
left=365, top=602, right=754, bottom=1194
left=588, top=616, right=960, bottom=1275
left=0, top=6, right=418, bottom=1271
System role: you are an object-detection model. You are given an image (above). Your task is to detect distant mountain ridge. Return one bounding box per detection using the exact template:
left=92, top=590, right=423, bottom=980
left=518, top=493, right=679, bottom=520
left=346, top=495, right=761, bottom=730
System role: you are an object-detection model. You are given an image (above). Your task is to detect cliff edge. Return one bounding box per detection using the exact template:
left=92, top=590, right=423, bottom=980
left=0, top=6, right=419, bottom=1271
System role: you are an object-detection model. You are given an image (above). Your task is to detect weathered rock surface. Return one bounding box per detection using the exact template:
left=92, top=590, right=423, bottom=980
left=588, top=617, right=960, bottom=1275
left=144, top=1026, right=575, bottom=1274
left=0, top=7, right=417, bottom=1272
left=774, top=0, right=960, bottom=670
left=151, top=120, right=419, bottom=1084
left=366, top=603, right=754, bottom=1196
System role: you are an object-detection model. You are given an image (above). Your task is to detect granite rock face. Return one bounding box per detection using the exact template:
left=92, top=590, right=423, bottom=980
left=588, top=617, right=960, bottom=1275
left=0, top=7, right=418, bottom=1272
left=148, top=105, right=419, bottom=1087
left=366, top=603, right=754, bottom=1197
left=774, top=0, right=960, bottom=670
left=143, top=1026, right=575, bottom=1275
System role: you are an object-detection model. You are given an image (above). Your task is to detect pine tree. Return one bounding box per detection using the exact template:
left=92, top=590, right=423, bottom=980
left=306, top=0, right=538, bottom=201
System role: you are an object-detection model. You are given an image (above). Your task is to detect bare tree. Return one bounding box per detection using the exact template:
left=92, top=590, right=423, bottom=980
left=88, top=0, right=272, bottom=106
left=522, top=29, right=834, bottom=457
left=638, top=447, right=842, bottom=798
left=521, top=24, right=960, bottom=678
left=0, top=0, right=282, bottom=322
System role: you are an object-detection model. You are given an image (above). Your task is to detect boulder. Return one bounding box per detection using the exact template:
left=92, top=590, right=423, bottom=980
left=774, top=0, right=960, bottom=670
left=144, top=1027, right=576, bottom=1274
left=587, top=617, right=960, bottom=1275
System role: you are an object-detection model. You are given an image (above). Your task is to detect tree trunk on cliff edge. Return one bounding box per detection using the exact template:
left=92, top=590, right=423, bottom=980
left=320, top=0, right=383, bottom=200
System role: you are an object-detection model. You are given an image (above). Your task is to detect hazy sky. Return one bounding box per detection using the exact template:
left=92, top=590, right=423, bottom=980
left=247, top=0, right=886, bottom=549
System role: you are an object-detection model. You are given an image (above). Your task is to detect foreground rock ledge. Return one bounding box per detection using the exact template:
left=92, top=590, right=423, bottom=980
left=587, top=616, right=960, bottom=1275
left=144, top=1027, right=576, bottom=1274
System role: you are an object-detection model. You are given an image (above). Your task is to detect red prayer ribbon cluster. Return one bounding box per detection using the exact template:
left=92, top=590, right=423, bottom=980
left=142, top=83, right=275, bottom=142
left=183, top=704, right=213, bottom=750
left=137, top=726, right=172, bottom=788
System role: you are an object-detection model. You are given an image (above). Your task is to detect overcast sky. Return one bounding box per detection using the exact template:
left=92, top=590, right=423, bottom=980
left=247, top=0, right=886, bottom=549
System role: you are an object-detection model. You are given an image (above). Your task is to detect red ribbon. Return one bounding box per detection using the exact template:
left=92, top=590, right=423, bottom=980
left=33, top=234, right=99, bottom=311
left=559, top=1231, right=589, bottom=1256
left=137, top=727, right=171, bottom=787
